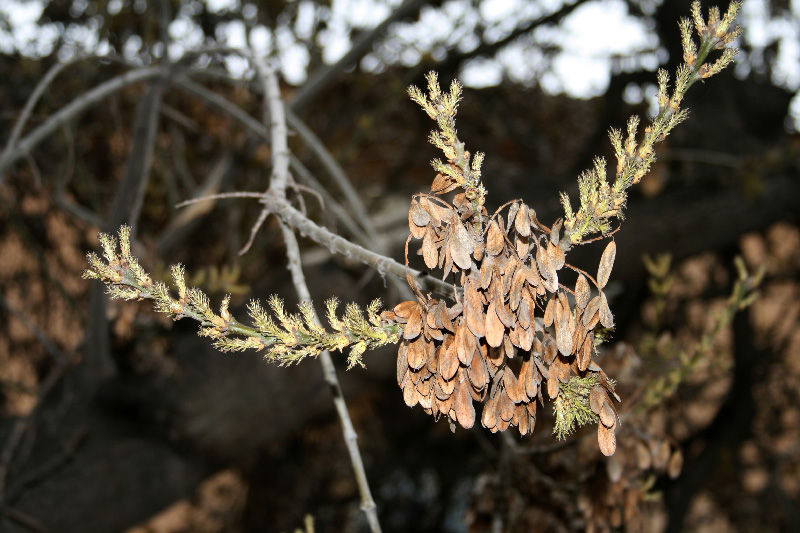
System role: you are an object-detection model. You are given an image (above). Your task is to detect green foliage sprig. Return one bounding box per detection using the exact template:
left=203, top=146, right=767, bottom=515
left=560, top=0, right=742, bottom=246
left=82, top=226, right=402, bottom=368
left=408, top=72, right=487, bottom=226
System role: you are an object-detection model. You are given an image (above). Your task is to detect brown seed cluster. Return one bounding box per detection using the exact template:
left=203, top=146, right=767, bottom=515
left=384, top=180, right=621, bottom=453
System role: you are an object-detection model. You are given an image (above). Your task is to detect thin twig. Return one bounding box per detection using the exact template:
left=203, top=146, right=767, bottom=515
left=289, top=0, right=425, bottom=113
left=0, top=65, right=165, bottom=180
left=2, top=55, right=84, bottom=181
left=258, top=53, right=383, bottom=533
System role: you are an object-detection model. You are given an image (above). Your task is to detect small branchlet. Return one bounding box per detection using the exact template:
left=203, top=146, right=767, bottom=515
left=635, top=255, right=762, bottom=413
left=83, top=226, right=402, bottom=368
left=562, top=1, right=741, bottom=246
left=408, top=71, right=487, bottom=227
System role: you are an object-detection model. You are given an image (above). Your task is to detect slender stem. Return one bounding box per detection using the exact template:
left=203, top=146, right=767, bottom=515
left=0, top=65, right=165, bottom=180
left=259, top=54, right=382, bottom=533
left=279, top=222, right=383, bottom=533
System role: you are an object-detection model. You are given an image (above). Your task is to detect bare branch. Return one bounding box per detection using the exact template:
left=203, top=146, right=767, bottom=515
left=0, top=65, right=166, bottom=181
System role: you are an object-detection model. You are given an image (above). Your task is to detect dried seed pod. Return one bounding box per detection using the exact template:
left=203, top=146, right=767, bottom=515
left=404, top=305, right=423, bottom=340
left=515, top=204, right=531, bottom=237
left=486, top=219, right=504, bottom=256
left=450, top=219, right=474, bottom=270
left=597, top=240, right=616, bottom=289
left=575, top=274, right=591, bottom=309
left=598, top=422, right=617, bottom=456
left=455, top=379, right=476, bottom=428
left=422, top=226, right=439, bottom=269
left=599, top=292, right=614, bottom=328
left=548, top=241, right=565, bottom=270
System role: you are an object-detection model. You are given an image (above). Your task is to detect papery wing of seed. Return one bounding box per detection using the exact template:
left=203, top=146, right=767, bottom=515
left=517, top=296, right=531, bottom=329
left=589, top=386, right=605, bottom=414
left=506, top=202, right=519, bottom=233
left=548, top=241, right=565, bottom=270
left=486, top=219, right=504, bottom=256
left=455, top=379, right=476, bottom=429
left=582, top=296, right=601, bottom=326
left=537, top=244, right=558, bottom=292
left=481, top=393, right=499, bottom=429
left=556, top=307, right=573, bottom=356
left=575, top=274, right=591, bottom=309
left=599, top=292, right=614, bottom=328
left=439, top=336, right=459, bottom=381
left=422, top=226, right=439, bottom=269
left=547, top=374, right=560, bottom=399
left=597, top=240, right=617, bottom=289
left=543, top=296, right=556, bottom=327
left=397, top=343, right=409, bottom=385
left=577, top=329, right=593, bottom=371
left=454, top=323, right=474, bottom=366
left=515, top=234, right=531, bottom=261
left=409, top=200, right=429, bottom=237
left=484, top=301, right=505, bottom=348
left=473, top=241, right=485, bottom=262
left=407, top=337, right=428, bottom=370
left=480, top=255, right=495, bottom=289
left=450, top=219, right=474, bottom=270
left=550, top=218, right=562, bottom=245
left=403, top=381, right=420, bottom=407
left=543, top=334, right=558, bottom=364
left=598, top=423, right=617, bottom=456
left=503, top=367, right=526, bottom=403
left=404, top=305, right=423, bottom=340
left=418, top=197, right=441, bottom=226
left=499, top=389, right=515, bottom=422
left=431, top=173, right=457, bottom=195
left=515, top=204, right=531, bottom=237
left=468, top=352, right=489, bottom=390
left=600, top=400, right=617, bottom=428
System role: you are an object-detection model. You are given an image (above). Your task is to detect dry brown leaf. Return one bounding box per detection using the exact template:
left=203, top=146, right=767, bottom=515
left=598, top=423, right=617, bottom=456
left=597, top=240, right=616, bottom=289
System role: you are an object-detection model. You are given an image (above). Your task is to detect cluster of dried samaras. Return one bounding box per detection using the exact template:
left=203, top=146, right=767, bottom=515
left=380, top=186, right=622, bottom=455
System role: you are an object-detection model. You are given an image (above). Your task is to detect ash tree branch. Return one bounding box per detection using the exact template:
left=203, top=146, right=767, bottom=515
left=255, top=53, right=383, bottom=533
